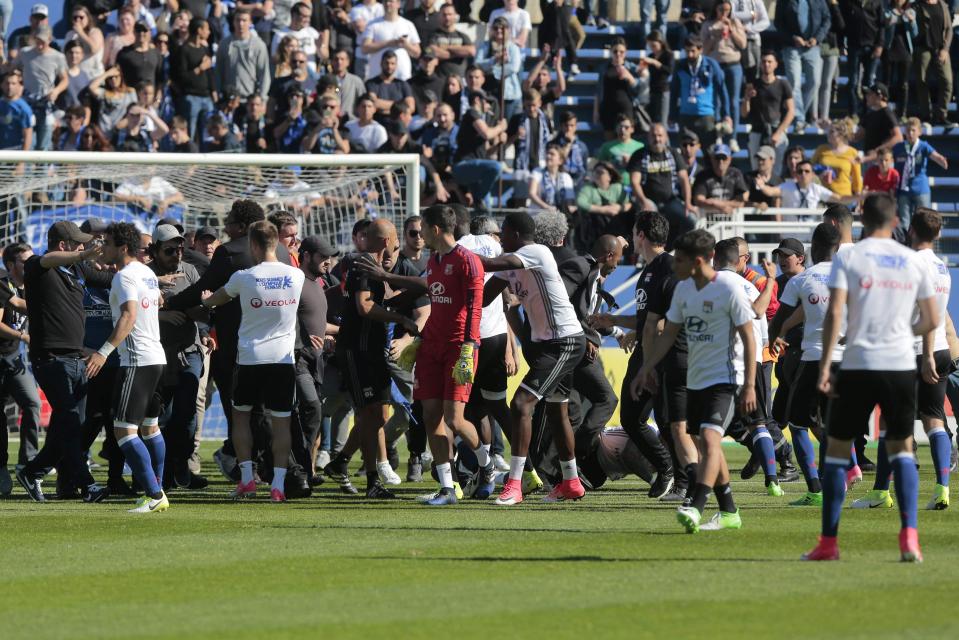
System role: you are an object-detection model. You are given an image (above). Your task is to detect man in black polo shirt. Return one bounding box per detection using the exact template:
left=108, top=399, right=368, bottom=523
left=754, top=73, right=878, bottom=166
left=16, top=222, right=102, bottom=502
left=692, top=143, right=750, bottom=215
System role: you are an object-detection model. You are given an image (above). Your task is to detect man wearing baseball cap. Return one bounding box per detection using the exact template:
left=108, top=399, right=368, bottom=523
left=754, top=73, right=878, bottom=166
left=856, top=82, right=905, bottom=163
left=16, top=22, right=66, bottom=151
left=745, top=145, right=783, bottom=209
left=8, top=5, right=50, bottom=57
left=15, top=222, right=109, bottom=502
left=692, top=143, right=749, bottom=215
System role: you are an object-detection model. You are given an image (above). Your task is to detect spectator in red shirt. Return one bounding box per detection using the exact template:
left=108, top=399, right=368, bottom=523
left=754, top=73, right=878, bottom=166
left=862, top=148, right=900, bottom=196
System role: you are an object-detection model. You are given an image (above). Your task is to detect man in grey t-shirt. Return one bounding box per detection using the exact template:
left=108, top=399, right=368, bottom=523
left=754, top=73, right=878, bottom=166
left=15, top=26, right=67, bottom=151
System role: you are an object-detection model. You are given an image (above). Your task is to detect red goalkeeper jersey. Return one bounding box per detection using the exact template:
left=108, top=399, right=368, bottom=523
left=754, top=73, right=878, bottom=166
left=422, top=244, right=484, bottom=345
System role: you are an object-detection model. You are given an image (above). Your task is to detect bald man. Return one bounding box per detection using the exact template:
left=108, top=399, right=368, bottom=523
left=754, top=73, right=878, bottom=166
left=326, top=219, right=419, bottom=499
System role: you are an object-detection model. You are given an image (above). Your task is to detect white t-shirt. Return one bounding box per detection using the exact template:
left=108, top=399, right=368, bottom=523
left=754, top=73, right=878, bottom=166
left=494, top=243, right=582, bottom=342
left=666, top=270, right=756, bottom=390
left=345, top=119, right=387, bottom=153
left=488, top=7, right=532, bottom=43
left=737, top=275, right=766, bottom=363
left=110, top=261, right=166, bottom=368
left=828, top=237, right=934, bottom=371
left=350, top=2, right=385, bottom=62
left=779, top=181, right=836, bottom=210
left=458, top=234, right=508, bottom=338
left=115, top=177, right=180, bottom=208
left=779, top=261, right=846, bottom=362
left=271, top=26, right=322, bottom=72
left=224, top=261, right=306, bottom=365
left=360, top=16, right=421, bottom=80
left=913, top=248, right=951, bottom=355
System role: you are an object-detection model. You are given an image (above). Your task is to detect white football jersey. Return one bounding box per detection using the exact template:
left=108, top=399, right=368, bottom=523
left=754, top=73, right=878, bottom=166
left=494, top=243, right=582, bottom=342
left=224, top=261, right=305, bottom=365
left=110, top=261, right=166, bottom=367
left=912, top=248, right=951, bottom=355
left=779, top=261, right=846, bottom=362
left=828, top=237, right=934, bottom=371
left=666, top=270, right=756, bottom=390
left=738, top=275, right=766, bottom=364
left=458, top=234, right=507, bottom=339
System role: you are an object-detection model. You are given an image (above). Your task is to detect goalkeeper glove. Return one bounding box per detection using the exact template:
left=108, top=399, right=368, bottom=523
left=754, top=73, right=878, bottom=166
left=397, top=338, right=422, bottom=371
left=452, top=342, right=476, bottom=385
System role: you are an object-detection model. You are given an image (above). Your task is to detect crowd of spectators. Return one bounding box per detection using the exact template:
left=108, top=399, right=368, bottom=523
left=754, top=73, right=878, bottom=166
left=0, top=1, right=955, bottom=252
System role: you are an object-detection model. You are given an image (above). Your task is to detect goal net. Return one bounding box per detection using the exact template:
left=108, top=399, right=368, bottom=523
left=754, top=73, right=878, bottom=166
left=0, top=151, right=420, bottom=251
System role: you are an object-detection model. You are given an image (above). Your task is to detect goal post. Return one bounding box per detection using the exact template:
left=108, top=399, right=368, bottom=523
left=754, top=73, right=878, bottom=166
left=0, top=151, right=420, bottom=251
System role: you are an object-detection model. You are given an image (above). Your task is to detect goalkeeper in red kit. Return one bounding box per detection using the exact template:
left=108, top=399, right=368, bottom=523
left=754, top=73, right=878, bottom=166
left=353, top=205, right=496, bottom=505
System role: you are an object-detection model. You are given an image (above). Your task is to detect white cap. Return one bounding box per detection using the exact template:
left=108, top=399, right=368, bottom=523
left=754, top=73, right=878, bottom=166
left=31, top=4, right=49, bottom=17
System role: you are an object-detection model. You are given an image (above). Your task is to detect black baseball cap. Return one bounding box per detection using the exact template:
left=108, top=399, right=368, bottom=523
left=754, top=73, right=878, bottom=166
left=386, top=119, right=408, bottom=136
left=157, top=216, right=185, bottom=234
left=80, top=217, right=108, bottom=234
left=866, top=82, right=889, bottom=100
left=195, top=226, right=218, bottom=241
left=134, top=20, right=150, bottom=33
left=772, top=238, right=805, bottom=257
left=299, top=235, right=340, bottom=258
left=48, top=220, right=93, bottom=247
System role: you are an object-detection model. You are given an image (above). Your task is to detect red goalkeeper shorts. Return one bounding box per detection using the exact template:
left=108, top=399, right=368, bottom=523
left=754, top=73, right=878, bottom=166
left=413, top=341, right=478, bottom=403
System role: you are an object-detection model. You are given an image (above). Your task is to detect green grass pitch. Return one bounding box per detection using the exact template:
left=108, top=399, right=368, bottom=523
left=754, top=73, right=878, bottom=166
left=2, top=443, right=958, bottom=639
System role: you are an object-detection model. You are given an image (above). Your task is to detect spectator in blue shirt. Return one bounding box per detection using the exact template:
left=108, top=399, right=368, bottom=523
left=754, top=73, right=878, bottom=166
left=0, top=71, right=34, bottom=152
left=894, top=118, right=949, bottom=230
left=774, top=0, right=831, bottom=133
left=671, top=36, right=731, bottom=149
left=552, top=110, right=589, bottom=187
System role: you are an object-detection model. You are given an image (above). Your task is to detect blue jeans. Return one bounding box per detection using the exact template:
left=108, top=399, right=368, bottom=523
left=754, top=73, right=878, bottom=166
left=721, top=62, right=743, bottom=139
left=0, top=352, right=40, bottom=467
left=782, top=46, right=822, bottom=126
left=453, top=159, right=502, bottom=207
left=847, top=47, right=881, bottom=117
left=896, top=191, right=931, bottom=232
left=176, top=94, right=215, bottom=141
left=649, top=90, right=670, bottom=125
left=640, top=0, right=669, bottom=38
left=23, top=355, right=88, bottom=487
left=818, top=54, right=840, bottom=122
left=27, top=98, right=54, bottom=151
left=0, top=0, right=13, bottom=38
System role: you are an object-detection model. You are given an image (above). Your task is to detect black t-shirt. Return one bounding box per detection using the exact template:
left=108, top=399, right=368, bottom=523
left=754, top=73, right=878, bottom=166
left=454, top=108, right=486, bottom=162
left=637, top=252, right=688, bottom=366
left=338, top=258, right=387, bottom=356
left=860, top=106, right=898, bottom=152
left=429, top=28, right=473, bottom=79
left=296, top=273, right=328, bottom=379
left=649, top=49, right=674, bottom=92
left=693, top=167, right=749, bottom=203
left=0, top=276, right=25, bottom=356
left=409, top=70, right=445, bottom=115
left=627, top=146, right=687, bottom=204
left=390, top=254, right=430, bottom=339
left=365, top=76, right=413, bottom=110
left=116, top=46, right=163, bottom=90
left=747, top=76, right=792, bottom=129
left=745, top=171, right=783, bottom=207
left=775, top=271, right=805, bottom=350
left=23, top=256, right=87, bottom=359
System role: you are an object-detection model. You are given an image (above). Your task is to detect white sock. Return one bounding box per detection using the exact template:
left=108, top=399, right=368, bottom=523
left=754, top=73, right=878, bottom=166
left=560, top=458, right=578, bottom=481
left=474, top=445, right=491, bottom=468
left=509, top=456, right=526, bottom=481
left=239, top=460, right=254, bottom=485
left=436, top=462, right=454, bottom=489
left=272, top=467, right=287, bottom=492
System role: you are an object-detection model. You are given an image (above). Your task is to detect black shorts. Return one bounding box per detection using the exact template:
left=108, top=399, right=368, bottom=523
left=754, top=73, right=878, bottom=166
left=520, top=335, right=587, bottom=403
left=338, top=350, right=392, bottom=408
left=113, top=365, right=163, bottom=428
left=473, top=332, right=508, bottom=400
left=785, top=360, right=836, bottom=430
left=233, top=363, right=296, bottom=416
left=686, top=384, right=738, bottom=436
left=916, top=350, right=954, bottom=422
left=656, top=362, right=688, bottom=424
left=827, top=369, right=917, bottom=441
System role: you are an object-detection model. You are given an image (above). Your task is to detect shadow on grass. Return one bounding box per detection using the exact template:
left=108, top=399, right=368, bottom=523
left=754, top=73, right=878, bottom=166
left=354, top=554, right=786, bottom=563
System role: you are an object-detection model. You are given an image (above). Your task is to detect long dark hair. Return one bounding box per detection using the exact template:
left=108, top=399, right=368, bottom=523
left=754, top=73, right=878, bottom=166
left=645, top=30, right=672, bottom=58
left=79, top=124, right=113, bottom=152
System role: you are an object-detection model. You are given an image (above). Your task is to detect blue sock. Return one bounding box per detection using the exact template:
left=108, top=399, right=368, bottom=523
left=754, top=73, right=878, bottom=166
left=890, top=452, right=919, bottom=529
left=821, top=456, right=848, bottom=537
left=790, top=426, right=821, bottom=493
left=118, top=435, right=163, bottom=498
left=928, top=428, right=951, bottom=486
left=848, top=445, right=858, bottom=469
left=142, top=430, right=166, bottom=485
left=873, top=435, right=891, bottom=491
left=752, top=427, right=777, bottom=483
